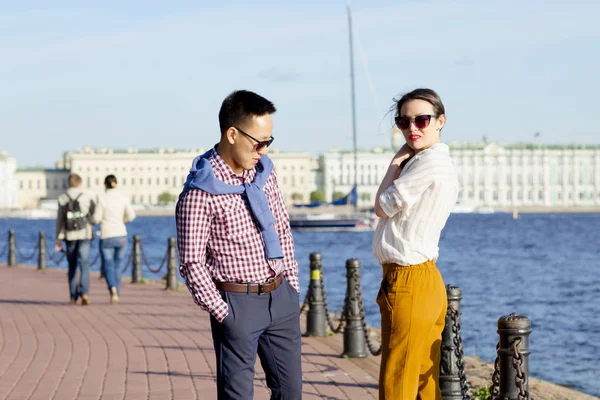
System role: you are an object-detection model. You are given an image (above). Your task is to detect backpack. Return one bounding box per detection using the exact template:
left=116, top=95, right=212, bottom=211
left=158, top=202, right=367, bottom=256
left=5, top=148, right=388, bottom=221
left=64, top=193, right=89, bottom=232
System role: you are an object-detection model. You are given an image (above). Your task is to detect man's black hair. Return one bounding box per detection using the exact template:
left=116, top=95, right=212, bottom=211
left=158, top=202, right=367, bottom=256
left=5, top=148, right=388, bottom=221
left=218, top=90, right=276, bottom=135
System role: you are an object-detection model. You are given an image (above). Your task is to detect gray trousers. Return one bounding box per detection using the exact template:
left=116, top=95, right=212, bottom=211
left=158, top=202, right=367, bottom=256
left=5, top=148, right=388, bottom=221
left=210, top=278, right=302, bottom=400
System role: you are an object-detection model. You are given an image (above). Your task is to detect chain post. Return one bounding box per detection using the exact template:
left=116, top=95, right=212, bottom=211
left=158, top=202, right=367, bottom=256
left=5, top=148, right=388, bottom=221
left=131, top=235, right=142, bottom=283
left=497, top=313, right=531, bottom=400
left=305, top=252, right=327, bottom=337
left=8, top=230, right=16, bottom=266
left=166, top=237, right=178, bottom=290
left=341, top=258, right=368, bottom=358
left=440, top=285, right=464, bottom=399
left=37, top=231, right=47, bottom=270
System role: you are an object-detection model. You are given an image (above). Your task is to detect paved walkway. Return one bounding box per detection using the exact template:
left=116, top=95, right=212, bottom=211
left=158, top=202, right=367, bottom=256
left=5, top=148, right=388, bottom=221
left=0, top=264, right=380, bottom=400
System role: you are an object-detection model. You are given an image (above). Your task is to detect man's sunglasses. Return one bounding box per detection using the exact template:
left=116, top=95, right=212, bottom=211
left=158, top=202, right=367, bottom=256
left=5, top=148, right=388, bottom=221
left=395, top=114, right=438, bottom=130
left=234, top=126, right=275, bottom=151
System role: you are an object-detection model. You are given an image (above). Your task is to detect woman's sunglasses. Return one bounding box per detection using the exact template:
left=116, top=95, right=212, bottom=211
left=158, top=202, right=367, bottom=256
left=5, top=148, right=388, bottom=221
left=395, top=114, right=437, bottom=130
left=234, top=126, right=275, bottom=151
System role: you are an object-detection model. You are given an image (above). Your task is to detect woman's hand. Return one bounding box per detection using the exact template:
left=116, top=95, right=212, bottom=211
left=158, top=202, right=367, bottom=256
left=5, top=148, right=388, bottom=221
left=374, top=144, right=415, bottom=218
left=391, top=144, right=415, bottom=166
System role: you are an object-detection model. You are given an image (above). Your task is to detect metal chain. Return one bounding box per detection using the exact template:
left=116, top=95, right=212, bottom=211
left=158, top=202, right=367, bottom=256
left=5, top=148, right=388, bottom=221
left=42, top=237, right=66, bottom=267
left=487, top=342, right=500, bottom=400
left=16, top=241, right=39, bottom=261
left=356, top=286, right=382, bottom=356
left=46, top=250, right=67, bottom=267
left=449, top=306, right=471, bottom=400
left=511, top=338, right=530, bottom=400
left=140, top=242, right=169, bottom=274
left=121, top=250, right=133, bottom=276
left=320, top=272, right=346, bottom=334
left=299, top=289, right=310, bottom=313
left=0, top=239, right=7, bottom=258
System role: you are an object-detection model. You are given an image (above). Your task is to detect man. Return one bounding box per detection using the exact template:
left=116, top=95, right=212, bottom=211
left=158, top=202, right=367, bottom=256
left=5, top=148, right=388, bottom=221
left=55, top=173, right=95, bottom=305
left=176, top=90, right=302, bottom=400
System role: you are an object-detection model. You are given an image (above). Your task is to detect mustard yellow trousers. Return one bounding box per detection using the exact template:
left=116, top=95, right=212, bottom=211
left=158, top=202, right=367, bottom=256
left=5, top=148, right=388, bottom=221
left=376, top=260, right=447, bottom=400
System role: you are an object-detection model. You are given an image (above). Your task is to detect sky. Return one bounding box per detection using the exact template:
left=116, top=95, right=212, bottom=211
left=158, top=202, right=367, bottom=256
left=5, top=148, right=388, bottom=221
left=2, top=0, right=600, bottom=168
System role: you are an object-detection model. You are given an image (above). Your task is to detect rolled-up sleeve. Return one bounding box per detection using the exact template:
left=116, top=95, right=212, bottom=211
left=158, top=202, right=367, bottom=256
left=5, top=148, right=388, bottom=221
left=378, top=157, right=436, bottom=218
left=176, top=189, right=229, bottom=322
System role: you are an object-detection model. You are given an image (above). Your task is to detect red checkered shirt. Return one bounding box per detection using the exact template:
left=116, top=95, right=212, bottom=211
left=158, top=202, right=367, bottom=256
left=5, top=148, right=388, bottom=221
left=176, top=149, right=299, bottom=322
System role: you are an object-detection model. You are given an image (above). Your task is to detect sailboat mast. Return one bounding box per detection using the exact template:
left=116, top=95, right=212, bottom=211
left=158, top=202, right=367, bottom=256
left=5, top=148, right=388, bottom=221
left=347, top=6, right=358, bottom=210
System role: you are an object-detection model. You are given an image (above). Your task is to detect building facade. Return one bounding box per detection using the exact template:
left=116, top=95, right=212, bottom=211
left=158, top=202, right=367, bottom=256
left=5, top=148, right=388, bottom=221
left=15, top=169, right=70, bottom=209
left=11, top=146, right=315, bottom=208
left=320, top=144, right=600, bottom=210
left=0, top=151, right=18, bottom=209
left=13, top=144, right=600, bottom=210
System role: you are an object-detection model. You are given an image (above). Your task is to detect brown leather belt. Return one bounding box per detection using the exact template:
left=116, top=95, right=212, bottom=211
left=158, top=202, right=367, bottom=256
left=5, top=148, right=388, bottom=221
left=214, top=274, right=283, bottom=294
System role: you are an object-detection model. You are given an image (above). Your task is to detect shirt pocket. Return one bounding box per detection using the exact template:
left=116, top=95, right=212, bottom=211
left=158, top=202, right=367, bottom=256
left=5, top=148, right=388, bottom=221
left=221, top=197, right=257, bottom=238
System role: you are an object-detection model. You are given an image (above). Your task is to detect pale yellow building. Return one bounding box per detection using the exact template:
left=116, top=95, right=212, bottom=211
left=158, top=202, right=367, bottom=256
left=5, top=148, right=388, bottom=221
left=15, top=169, right=69, bottom=209
left=13, top=146, right=314, bottom=208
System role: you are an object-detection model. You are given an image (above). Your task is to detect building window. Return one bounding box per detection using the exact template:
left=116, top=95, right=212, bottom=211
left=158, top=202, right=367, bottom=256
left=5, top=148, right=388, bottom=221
left=96, top=178, right=99, bottom=186
left=123, top=178, right=127, bottom=185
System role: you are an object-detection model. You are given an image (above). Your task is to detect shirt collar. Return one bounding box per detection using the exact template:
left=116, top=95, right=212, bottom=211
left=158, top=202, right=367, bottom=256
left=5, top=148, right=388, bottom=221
left=413, top=143, right=449, bottom=160
left=209, top=146, right=256, bottom=183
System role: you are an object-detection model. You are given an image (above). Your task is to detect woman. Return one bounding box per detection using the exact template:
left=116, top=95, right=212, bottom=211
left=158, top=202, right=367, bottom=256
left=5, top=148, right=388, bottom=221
left=93, top=175, right=136, bottom=304
left=372, top=88, right=459, bottom=399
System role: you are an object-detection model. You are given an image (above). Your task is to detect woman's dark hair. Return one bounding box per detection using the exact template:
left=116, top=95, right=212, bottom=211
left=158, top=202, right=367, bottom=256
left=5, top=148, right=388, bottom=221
left=218, top=90, right=276, bottom=135
left=394, top=88, right=445, bottom=119
left=104, top=175, right=117, bottom=189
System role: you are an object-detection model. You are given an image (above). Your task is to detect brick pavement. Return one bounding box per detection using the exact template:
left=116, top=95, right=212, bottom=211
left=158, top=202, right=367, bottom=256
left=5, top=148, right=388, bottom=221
left=0, top=264, right=379, bottom=400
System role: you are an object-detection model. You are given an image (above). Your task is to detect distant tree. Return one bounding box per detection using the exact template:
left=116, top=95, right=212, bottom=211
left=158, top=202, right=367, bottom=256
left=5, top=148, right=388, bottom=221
left=157, top=191, right=177, bottom=205
left=310, top=190, right=325, bottom=203
left=332, top=191, right=345, bottom=201
left=360, top=192, right=371, bottom=201
left=291, top=192, right=303, bottom=202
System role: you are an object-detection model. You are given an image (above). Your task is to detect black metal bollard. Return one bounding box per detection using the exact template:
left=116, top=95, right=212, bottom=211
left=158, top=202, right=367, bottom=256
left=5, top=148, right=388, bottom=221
left=131, top=235, right=142, bottom=283
left=38, top=231, right=46, bottom=270
left=8, top=230, right=16, bottom=266
left=166, top=237, right=178, bottom=291
left=497, top=313, right=531, bottom=400
left=341, top=258, right=368, bottom=358
left=305, top=252, right=327, bottom=337
left=440, top=285, right=463, bottom=400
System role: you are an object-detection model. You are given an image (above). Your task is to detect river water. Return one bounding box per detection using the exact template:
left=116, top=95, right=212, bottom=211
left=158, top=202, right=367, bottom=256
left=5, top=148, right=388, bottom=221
left=1, top=213, right=599, bottom=396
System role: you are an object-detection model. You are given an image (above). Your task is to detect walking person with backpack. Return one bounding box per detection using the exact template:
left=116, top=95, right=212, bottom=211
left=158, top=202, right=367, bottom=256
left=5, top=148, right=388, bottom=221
left=55, top=173, right=96, bottom=305
left=91, top=175, right=136, bottom=304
